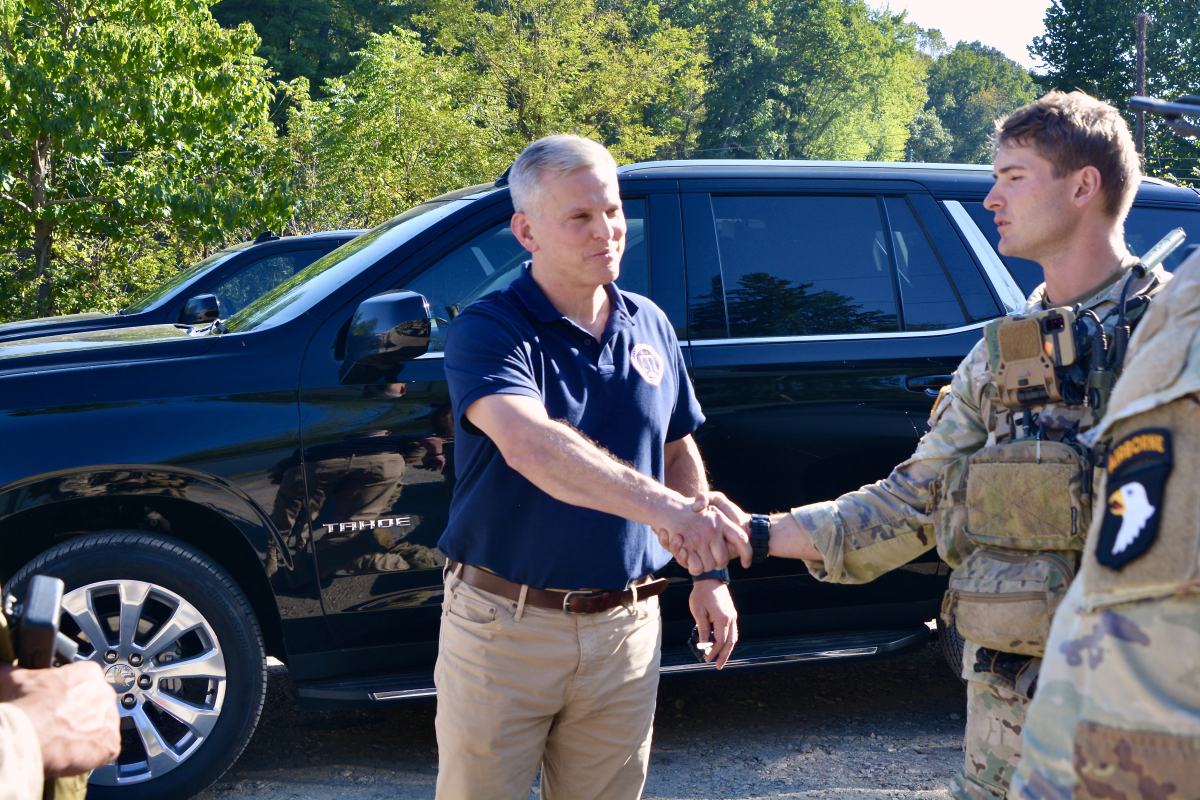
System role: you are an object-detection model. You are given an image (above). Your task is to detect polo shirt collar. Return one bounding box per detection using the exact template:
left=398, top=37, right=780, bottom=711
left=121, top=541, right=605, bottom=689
left=511, top=263, right=638, bottom=328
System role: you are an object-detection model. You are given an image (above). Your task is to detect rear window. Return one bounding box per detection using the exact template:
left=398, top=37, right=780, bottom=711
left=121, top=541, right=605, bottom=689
left=963, top=202, right=1200, bottom=297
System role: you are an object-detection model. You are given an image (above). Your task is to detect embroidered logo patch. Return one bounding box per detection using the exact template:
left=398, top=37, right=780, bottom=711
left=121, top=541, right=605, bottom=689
left=630, top=343, right=665, bottom=386
left=1096, top=428, right=1172, bottom=570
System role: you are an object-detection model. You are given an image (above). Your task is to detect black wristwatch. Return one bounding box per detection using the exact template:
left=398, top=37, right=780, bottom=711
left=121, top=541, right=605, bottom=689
left=750, top=514, right=771, bottom=564
left=693, top=567, right=730, bottom=584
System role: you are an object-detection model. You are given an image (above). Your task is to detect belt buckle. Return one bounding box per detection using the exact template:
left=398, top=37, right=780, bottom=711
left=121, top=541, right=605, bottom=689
left=562, top=590, right=597, bottom=615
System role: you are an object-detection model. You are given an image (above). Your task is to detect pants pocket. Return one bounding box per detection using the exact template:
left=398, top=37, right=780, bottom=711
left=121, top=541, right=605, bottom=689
left=1073, top=721, right=1200, bottom=800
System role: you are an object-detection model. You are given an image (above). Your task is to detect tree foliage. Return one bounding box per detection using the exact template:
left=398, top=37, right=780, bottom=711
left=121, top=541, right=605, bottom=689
left=921, top=41, right=1037, bottom=163
left=422, top=0, right=708, bottom=161
left=667, top=0, right=928, bottom=160
left=211, top=0, right=409, bottom=92
left=285, top=31, right=512, bottom=232
left=1031, top=0, right=1200, bottom=182
left=0, top=0, right=294, bottom=317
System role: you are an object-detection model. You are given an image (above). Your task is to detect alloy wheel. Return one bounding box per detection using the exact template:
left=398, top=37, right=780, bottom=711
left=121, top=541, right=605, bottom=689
left=60, top=580, right=227, bottom=785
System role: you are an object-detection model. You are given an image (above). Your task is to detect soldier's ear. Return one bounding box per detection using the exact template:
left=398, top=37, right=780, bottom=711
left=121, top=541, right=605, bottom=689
left=1072, top=165, right=1104, bottom=210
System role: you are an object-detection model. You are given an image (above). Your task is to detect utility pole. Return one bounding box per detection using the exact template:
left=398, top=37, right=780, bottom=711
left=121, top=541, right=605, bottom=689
left=1135, top=12, right=1148, bottom=155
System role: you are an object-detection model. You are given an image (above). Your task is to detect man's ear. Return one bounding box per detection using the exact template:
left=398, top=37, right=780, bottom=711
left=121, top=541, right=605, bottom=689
left=1073, top=165, right=1104, bottom=209
left=511, top=211, right=540, bottom=253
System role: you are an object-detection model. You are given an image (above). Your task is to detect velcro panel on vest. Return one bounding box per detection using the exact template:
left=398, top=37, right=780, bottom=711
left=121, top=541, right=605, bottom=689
left=965, top=440, right=1090, bottom=551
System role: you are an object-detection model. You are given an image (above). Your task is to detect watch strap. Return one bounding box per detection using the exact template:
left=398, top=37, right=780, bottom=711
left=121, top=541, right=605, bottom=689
left=693, top=567, right=730, bottom=584
left=750, top=514, right=771, bottom=564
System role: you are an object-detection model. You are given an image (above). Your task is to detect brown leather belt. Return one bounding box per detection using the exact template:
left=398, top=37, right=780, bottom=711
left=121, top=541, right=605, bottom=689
left=448, top=561, right=668, bottom=614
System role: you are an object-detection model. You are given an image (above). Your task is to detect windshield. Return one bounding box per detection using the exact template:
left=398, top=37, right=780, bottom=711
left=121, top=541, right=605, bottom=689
left=225, top=200, right=462, bottom=333
left=121, top=248, right=245, bottom=314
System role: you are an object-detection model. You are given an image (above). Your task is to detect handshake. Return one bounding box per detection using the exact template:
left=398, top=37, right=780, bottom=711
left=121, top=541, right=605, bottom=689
left=654, top=491, right=756, bottom=575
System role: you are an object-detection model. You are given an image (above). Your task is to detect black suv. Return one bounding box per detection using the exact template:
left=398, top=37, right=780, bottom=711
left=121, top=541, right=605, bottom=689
left=2, top=162, right=1197, bottom=800
left=0, top=229, right=366, bottom=342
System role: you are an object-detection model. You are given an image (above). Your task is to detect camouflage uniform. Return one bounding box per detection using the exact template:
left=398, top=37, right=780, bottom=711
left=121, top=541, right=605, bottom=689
left=1010, top=248, right=1200, bottom=800
left=791, top=262, right=1169, bottom=800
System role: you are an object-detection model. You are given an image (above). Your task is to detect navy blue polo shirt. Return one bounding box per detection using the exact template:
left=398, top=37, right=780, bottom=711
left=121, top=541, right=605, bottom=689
left=438, top=264, right=705, bottom=590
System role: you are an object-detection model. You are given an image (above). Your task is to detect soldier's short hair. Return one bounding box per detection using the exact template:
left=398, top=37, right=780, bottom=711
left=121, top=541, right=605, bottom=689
left=509, top=135, right=617, bottom=215
left=995, top=91, right=1140, bottom=219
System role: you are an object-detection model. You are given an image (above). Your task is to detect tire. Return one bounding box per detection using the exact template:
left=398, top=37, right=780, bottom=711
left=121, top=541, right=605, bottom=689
left=937, top=612, right=967, bottom=685
left=4, top=532, right=266, bottom=800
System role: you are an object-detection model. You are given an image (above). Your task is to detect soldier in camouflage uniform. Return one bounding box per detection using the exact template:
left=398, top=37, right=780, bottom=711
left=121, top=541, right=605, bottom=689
left=1009, top=175, right=1200, bottom=800
left=666, top=92, right=1166, bottom=800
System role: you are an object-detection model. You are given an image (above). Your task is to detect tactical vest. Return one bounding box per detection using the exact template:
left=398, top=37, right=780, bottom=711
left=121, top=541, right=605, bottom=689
left=933, top=270, right=1166, bottom=662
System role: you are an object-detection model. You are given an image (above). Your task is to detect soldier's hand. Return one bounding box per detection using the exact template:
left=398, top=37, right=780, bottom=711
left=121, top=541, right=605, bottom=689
left=0, top=660, right=122, bottom=776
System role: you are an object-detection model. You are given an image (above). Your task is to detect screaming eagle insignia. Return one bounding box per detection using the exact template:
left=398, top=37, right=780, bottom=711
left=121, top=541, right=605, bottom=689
left=630, top=343, right=665, bottom=386
left=1096, top=429, right=1172, bottom=570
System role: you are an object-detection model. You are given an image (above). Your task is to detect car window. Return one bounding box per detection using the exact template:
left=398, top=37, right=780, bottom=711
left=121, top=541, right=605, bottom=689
left=120, top=249, right=244, bottom=314
left=226, top=199, right=463, bottom=334
left=1124, top=206, right=1200, bottom=270
left=708, top=195, right=899, bottom=338
left=963, top=202, right=1200, bottom=299
left=211, top=250, right=325, bottom=317
left=404, top=199, right=649, bottom=352
left=884, top=197, right=967, bottom=331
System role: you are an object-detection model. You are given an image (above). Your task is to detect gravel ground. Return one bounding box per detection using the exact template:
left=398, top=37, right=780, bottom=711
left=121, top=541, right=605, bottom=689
left=197, top=641, right=966, bottom=800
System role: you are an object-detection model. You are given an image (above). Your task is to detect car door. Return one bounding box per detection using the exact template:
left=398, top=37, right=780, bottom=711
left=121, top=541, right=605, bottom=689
left=292, top=192, right=659, bottom=664
left=682, top=183, right=1002, bottom=631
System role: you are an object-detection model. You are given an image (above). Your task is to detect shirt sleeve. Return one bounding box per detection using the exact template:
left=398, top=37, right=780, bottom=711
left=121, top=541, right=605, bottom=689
left=665, top=327, right=705, bottom=442
left=0, top=702, right=43, bottom=800
left=444, top=307, right=541, bottom=434
left=792, top=338, right=991, bottom=584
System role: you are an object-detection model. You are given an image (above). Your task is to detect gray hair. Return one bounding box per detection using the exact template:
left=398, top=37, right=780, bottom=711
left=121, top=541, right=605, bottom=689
left=508, top=135, right=618, bottom=215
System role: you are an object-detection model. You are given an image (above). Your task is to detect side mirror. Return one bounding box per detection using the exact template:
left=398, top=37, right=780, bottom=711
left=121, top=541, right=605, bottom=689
left=339, top=290, right=432, bottom=385
left=180, top=294, right=221, bottom=326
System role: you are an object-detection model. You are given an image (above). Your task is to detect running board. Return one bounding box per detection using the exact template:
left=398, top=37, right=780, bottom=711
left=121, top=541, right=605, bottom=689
left=659, top=626, right=931, bottom=674
left=293, top=626, right=931, bottom=710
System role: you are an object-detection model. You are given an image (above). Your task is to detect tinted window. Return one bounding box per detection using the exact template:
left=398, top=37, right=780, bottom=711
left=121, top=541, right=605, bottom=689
left=710, top=195, right=899, bottom=338
left=908, top=194, right=1000, bottom=321
left=405, top=199, right=649, bottom=352
left=211, top=250, right=324, bottom=316
left=964, top=201, right=1200, bottom=297
left=226, top=199, right=461, bottom=333
left=884, top=197, right=966, bottom=331
left=1124, top=206, right=1200, bottom=270
left=121, top=249, right=243, bottom=314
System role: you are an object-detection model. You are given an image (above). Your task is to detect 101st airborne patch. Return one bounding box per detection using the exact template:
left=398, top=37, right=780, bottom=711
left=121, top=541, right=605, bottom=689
left=1097, top=429, right=1173, bottom=570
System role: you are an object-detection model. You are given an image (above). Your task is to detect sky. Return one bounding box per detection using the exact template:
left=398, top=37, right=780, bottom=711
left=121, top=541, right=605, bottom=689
left=870, top=1, right=1053, bottom=70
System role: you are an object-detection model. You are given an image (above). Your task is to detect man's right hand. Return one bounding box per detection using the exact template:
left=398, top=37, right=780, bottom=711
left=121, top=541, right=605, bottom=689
left=656, top=498, right=752, bottom=575
left=0, top=660, right=121, bottom=776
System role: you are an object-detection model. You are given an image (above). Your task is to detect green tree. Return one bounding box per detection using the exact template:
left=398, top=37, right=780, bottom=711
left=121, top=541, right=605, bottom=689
left=923, top=41, right=1037, bottom=163
left=422, top=0, right=709, bottom=161
left=906, top=109, right=954, bottom=162
left=285, top=30, right=513, bottom=231
left=0, top=0, right=295, bottom=318
left=671, top=0, right=927, bottom=160
left=211, top=0, right=409, bottom=93
left=1031, top=0, right=1200, bottom=182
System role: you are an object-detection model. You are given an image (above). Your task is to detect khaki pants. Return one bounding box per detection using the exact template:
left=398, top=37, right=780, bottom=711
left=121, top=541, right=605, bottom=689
left=434, top=571, right=662, bottom=800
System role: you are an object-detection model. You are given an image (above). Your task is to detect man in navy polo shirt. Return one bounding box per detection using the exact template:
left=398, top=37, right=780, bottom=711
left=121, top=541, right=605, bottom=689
left=434, top=134, right=751, bottom=800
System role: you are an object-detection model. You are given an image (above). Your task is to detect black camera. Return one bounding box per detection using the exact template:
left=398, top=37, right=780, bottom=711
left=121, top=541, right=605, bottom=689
left=4, top=575, right=78, bottom=669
